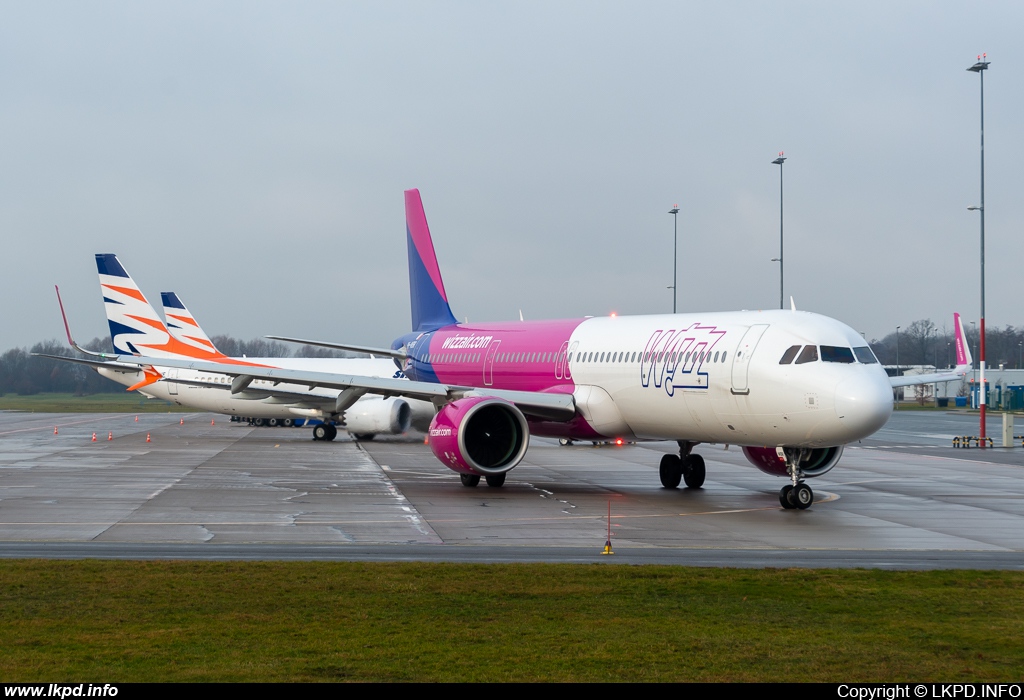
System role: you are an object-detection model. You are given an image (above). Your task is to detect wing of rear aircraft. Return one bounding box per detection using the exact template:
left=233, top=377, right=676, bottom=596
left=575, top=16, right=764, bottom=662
left=889, top=313, right=972, bottom=389
left=111, top=354, right=576, bottom=420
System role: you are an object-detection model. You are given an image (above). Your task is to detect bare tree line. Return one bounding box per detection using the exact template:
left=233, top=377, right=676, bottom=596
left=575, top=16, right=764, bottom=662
left=0, top=336, right=351, bottom=396
left=869, top=320, right=1024, bottom=370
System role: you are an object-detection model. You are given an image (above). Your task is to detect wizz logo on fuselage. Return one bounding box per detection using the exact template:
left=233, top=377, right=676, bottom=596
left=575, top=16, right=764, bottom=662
left=641, top=324, right=726, bottom=396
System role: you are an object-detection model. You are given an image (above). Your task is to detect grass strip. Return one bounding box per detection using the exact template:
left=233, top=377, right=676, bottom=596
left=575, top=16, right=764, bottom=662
left=2, top=560, right=1022, bottom=682
left=0, top=393, right=196, bottom=413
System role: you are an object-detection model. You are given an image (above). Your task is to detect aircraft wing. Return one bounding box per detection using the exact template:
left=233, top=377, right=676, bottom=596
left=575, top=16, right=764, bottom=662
left=113, top=354, right=577, bottom=420
left=32, top=353, right=145, bottom=375
left=890, top=370, right=967, bottom=388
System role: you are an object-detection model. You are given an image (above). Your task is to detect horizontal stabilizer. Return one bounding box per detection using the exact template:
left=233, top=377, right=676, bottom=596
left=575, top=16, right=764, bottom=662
left=265, top=335, right=407, bottom=360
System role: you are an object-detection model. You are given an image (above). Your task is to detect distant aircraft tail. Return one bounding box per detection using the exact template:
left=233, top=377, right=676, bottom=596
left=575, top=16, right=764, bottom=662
left=953, top=312, right=972, bottom=371
left=161, top=292, right=223, bottom=355
left=405, top=189, right=458, bottom=332
left=96, top=254, right=226, bottom=361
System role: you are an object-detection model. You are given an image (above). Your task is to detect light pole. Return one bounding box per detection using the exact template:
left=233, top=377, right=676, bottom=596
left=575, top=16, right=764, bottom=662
left=772, top=153, right=786, bottom=309
left=968, top=54, right=990, bottom=444
left=895, top=325, right=901, bottom=409
left=668, top=206, right=679, bottom=313
left=970, top=320, right=978, bottom=399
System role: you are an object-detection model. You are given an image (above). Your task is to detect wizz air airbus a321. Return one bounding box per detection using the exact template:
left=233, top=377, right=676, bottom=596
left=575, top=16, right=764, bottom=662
left=111, top=189, right=971, bottom=509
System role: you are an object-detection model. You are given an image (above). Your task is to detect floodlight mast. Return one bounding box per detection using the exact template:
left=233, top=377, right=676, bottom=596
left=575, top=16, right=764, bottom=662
left=967, top=55, right=989, bottom=445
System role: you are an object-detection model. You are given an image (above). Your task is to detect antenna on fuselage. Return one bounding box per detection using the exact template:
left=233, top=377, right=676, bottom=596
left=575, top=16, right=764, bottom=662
left=519, top=309, right=524, bottom=322
left=790, top=296, right=797, bottom=312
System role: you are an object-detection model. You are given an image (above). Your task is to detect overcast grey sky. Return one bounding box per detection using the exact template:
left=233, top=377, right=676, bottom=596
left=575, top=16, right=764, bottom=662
left=2, top=1, right=1021, bottom=351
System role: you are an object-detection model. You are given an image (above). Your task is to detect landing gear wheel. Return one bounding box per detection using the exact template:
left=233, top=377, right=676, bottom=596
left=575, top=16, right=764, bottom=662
left=485, top=473, right=506, bottom=487
left=792, top=483, right=813, bottom=509
left=683, top=454, right=706, bottom=489
left=324, top=424, right=338, bottom=441
left=312, top=424, right=328, bottom=441
left=283, top=418, right=294, bottom=428
left=254, top=418, right=266, bottom=427
left=460, top=474, right=481, bottom=487
left=558, top=438, right=573, bottom=446
left=353, top=434, right=375, bottom=441
left=779, top=484, right=796, bottom=509
left=659, top=454, right=682, bottom=489
left=268, top=418, right=279, bottom=428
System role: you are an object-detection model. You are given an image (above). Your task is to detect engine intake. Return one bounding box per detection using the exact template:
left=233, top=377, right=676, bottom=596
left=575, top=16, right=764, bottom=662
left=741, top=445, right=844, bottom=478
left=429, top=397, right=530, bottom=475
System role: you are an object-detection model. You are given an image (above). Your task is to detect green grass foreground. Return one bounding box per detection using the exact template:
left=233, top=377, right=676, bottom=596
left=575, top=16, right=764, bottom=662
left=2, top=561, right=1023, bottom=682
left=0, top=393, right=196, bottom=413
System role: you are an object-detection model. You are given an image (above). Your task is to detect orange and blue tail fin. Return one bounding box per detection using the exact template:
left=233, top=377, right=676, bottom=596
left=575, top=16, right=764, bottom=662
left=96, top=254, right=226, bottom=361
left=161, top=292, right=222, bottom=356
left=405, top=189, right=457, bottom=332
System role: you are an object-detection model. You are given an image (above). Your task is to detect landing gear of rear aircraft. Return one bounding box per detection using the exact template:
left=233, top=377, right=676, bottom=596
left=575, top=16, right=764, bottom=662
left=778, top=448, right=813, bottom=509
left=460, top=474, right=481, bottom=487
left=485, top=473, right=506, bottom=487
left=312, top=423, right=337, bottom=441
left=558, top=438, right=574, bottom=446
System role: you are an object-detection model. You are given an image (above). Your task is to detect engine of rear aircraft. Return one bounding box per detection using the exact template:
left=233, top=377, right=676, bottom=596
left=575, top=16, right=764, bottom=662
left=741, top=445, right=844, bottom=478
left=343, top=397, right=412, bottom=435
left=428, top=397, right=530, bottom=476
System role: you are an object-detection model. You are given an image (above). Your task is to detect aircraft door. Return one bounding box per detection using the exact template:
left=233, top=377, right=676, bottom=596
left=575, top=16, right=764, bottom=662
left=730, top=324, right=769, bottom=395
left=483, top=340, right=501, bottom=386
left=167, top=368, right=179, bottom=395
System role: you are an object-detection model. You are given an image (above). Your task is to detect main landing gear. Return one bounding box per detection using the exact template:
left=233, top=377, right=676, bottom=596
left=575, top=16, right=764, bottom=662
left=459, top=473, right=506, bottom=488
left=779, top=448, right=813, bottom=510
left=312, top=423, right=338, bottom=441
left=659, top=441, right=706, bottom=490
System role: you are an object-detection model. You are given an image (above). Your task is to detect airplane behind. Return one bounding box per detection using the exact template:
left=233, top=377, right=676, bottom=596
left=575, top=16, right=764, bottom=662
left=108, top=190, right=971, bottom=510
left=43, top=256, right=435, bottom=440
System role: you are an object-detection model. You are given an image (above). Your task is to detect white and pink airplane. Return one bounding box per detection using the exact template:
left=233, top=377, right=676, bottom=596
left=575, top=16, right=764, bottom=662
left=111, top=190, right=971, bottom=509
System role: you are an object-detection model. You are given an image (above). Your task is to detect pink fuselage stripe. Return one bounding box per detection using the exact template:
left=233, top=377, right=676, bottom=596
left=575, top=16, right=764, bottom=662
left=405, top=190, right=448, bottom=303
left=425, top=319, right=584, bottom=393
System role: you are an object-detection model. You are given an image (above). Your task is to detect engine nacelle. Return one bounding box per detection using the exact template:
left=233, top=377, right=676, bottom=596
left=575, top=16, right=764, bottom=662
left=343, top=397, right=412, bottom=435
left=428, top=397, right=530, bottom=476
left=741, top=445, right=844, bottom=478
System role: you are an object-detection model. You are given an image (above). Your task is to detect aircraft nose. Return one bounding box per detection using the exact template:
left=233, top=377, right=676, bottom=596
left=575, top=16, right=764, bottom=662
left=834, top=372, right=893, bottom=439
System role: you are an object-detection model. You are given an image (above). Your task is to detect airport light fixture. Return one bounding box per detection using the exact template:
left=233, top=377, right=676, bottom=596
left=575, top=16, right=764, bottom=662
left=968, top=54, right=990, bottom=444
left=771, top=153, right=786, bottom=309
left=669, top=206, right=680, bottom=313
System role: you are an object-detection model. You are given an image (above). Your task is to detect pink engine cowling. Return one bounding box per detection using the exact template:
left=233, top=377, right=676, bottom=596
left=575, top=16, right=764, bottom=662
left=428, top=396, right=530, bottom=476
left=741, top=445, right=844, bottom=478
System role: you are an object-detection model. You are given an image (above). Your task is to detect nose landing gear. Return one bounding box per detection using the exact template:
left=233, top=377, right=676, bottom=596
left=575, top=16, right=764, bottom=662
left=659, top=441, right=706, bottom=489
left=779, top=448, right=813, bottom=509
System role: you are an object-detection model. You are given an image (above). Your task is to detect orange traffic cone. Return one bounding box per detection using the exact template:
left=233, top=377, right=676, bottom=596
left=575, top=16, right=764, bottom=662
left=54, top=426, right=58, bottom=435
left=134, top=415, right=138, bottom=422
left=108, top=431, right=113, bottom=441
left=91, top=433, right=97, bottom=442
left=180, top=417, right=184, bottom=425
left=146, top=433, right=151, bottom=443
left=211, top=418, right=215, bottom=426
left=423, top=436, right=429, bottom=445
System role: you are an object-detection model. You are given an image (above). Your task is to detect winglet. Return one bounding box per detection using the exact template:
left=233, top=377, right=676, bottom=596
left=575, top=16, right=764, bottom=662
left=405, top=189, right=457, bottom=332
left=54, top=285, right=116, bottom=360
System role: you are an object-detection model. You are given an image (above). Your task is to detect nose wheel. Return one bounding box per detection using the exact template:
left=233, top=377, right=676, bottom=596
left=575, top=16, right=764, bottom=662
left=778, top=448, right=813, bottom=509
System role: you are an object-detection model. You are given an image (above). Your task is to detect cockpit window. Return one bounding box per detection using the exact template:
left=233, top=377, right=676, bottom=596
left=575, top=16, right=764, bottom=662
left=795, top=345, right=819, bottom=364
left=853, top=346, right=879, bottom=364
left=779, top=345, right=801, bottom=364
left=821, top=346, right=855, bottom=364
